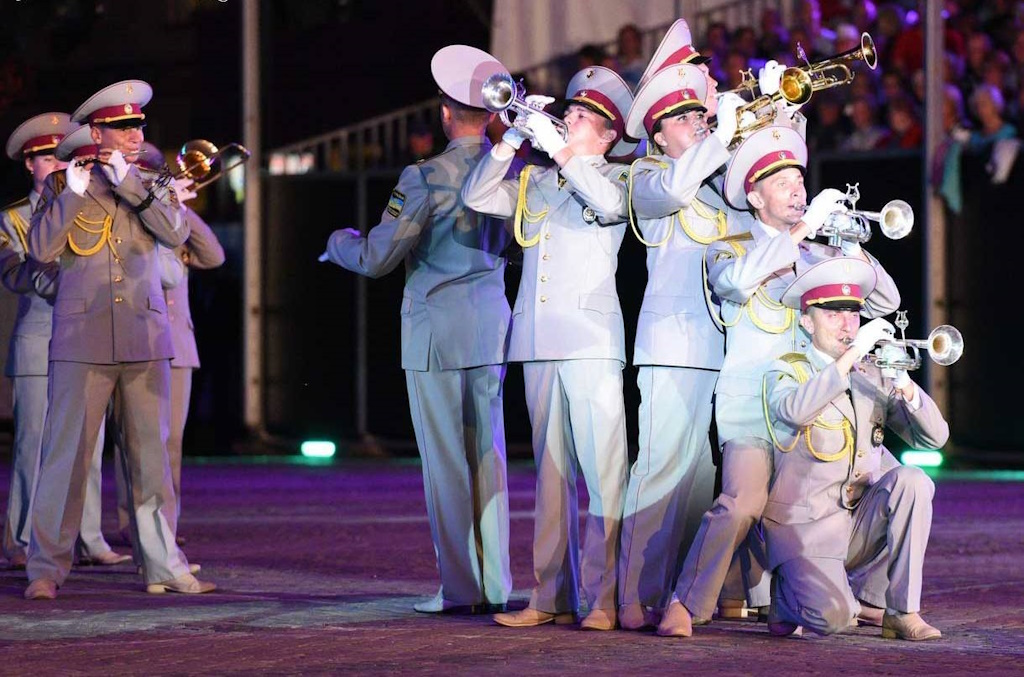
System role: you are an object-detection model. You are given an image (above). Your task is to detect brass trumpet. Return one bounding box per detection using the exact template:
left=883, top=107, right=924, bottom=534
left=73, top=148, right=147, bottom=167
left=815, top=183, right=914, bottom=247
left=139, top=139, right=251, bottom=192
left=481, top=71, right=569, bottom=141
left=866, top=312, right=964, bottom=371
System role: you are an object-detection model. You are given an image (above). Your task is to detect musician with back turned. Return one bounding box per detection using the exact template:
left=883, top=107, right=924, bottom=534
left=25, top=80, right=213, bottom=599
left=761, top=256, right=946, bottom=641
left=322, top=47, right=513, bottom=616
left=657, top=123, right=900, bottom=636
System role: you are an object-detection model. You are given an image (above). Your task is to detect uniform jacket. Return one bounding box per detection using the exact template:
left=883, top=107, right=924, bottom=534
left=29, top=164, right=189, bottom=364
left=630, top=136, right=753, bottom=369
left=164, top=208, right=225, bottom=369
left=761, top=348, right=949, bottom=567
left=705, top=223, right=900, bottom=443
left=462, top=148, right=630, bottom=363
left=0, top=194, right=60, bottom=376
left=326, top=135, right=511, bottom=372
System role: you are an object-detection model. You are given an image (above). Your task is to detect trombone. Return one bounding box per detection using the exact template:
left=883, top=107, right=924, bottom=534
left=481, top=71, right=569, bottom=141
left=865, top=312, right=964, bottom=371
left=139, top=139, right=251, bottom=192
left=816, top=183, right=914, bottom=247
left=73, top=148, right=147, bottom=167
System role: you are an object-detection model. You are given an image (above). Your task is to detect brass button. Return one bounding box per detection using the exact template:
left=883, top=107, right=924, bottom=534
left=854, top=471, right=861, bottom=478
left=544, top=232, right=551, bottom=240
left=114, top=237, right=123, bottom=244
left=540, top=295, right=548, bottom=303
left=542, top=254, right=550, bottom=261
left=540, top=275, right=549, bottom=282
left=113, top=275, right=123, bottom=283
left=114, top=296, right=123, bottom=304
left=846, top=486, right=854, bottom=493
left=856, top=452, right=864, bottom=458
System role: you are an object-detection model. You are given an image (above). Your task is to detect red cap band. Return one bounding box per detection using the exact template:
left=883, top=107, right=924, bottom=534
left=21, top=134, right=62, bottom=156
left=89, top=103, right=145, bottom=125
left=801, top=283, right=864, bottom=310
left=658, top=44, right=702, bottom=70
left=745, top=150, right=801, bottom=193
left=72, top=144, right=100, bottom=160
left=643, top=89, right=702, bottom=137
left=569, top=88, right=624, bottom=142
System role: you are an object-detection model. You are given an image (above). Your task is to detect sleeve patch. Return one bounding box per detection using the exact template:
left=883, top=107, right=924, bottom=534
left=385, top=189, right=406, bottom=217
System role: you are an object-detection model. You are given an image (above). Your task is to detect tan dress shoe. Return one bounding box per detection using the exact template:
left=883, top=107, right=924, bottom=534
left=493, top=607, right=577, bottom=628
left=856, top=602, right=884, bottom=627
left=7, top=552, right=27, bottom=570
left=717, top=598, right=767, bottom=620
left=146, top=573, right=217, bottom=594
left=24, top=579, right=58, bottom=600
left=881, top=612, right=942, bottom=641
left=619, top=603, right=658, bottom=630
left=81, top=550, right=133, bottom=566
left=580, top=608, right=616, bottom=631
left=656, top=600, right=693, bottom=637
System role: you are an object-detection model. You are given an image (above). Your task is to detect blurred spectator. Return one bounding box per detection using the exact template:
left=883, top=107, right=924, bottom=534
left=792, top=0, right=835, bottom=58
left=577, top=43, right=614, bottom=70
left=807, top=91, right=850, bottom=151
left=964, top=32, right=994, bottom=90
left=965, top=83, right=1017, bottom=151
left=878, top=94, right=923, bottom=149
left=721, top=49, right=750, bottom=93
left=850, top=1, right=878, bottom=33
left=616, top=24, right=645, bottom=90
left=874, top=3, right=908, bottom=70
left=734, top=26, right=760, bottom=60
left=933, top=84, right=969, bottom=213
left=758, top=8, right=789, bottom=56
left=841, top=95, right=887, bottom=150
left=403, top=120, right=437, bottom=164
left=703, top=21, right=730, bottom=64
left=833, top=23, right=861, bottom=54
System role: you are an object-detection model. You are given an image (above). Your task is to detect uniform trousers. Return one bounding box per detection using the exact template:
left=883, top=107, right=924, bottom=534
left=771, top=465, right=934, bottom=635
left=77, top=423, right=112, bottom=558
left=27, top=359, right=189, bottom=585
left=522, top=359, right=628, bottom=614
left=115, top=366, right=191, bottom=531
left=618, top=366, right=717, bottom=610
left=673, top=435, right=773, bottom=619
left=405, top=360, right=511, bottom=605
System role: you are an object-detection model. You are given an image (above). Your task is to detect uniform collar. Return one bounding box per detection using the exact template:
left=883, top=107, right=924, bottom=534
left=806, top=344, right=835, bottom=370
left=445, top=134, right=488, bottom=151
left=28, top=190, right=41, bottom=211
left=754, top=218, right=781, bottom=239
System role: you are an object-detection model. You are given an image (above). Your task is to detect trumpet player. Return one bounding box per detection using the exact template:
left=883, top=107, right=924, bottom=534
left=615, top=58, right=749, bottom=630
left=762, top=257, right=947, bottom=641
left=25, top=80, right=213, bottom=599
left=658, top=124, right=900, bottom=637
left=462, top=65, right=636, bottom=631
left=323, top=47, right=513, bottom=616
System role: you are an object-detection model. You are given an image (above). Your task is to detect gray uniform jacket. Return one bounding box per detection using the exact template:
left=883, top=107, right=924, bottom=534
left=29, top=165, right=189, bottom=364
left=762, top=348, right=949, bottom=567
left=0, top=194, right=59, bottom=376
left=462, top=149, right=630, bottom=363
left=705, top=224, right=901, bottom=443
left=165, top=209, right=225, bottom=369
left=630, top=136, right=753, bottom=369
left=326, top=135, right=511, bottom=372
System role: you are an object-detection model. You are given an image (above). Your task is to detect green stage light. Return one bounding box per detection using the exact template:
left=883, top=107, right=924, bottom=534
left=301, top=440, right=336, bottom=459
left=900, top=450, right=943, bottom=468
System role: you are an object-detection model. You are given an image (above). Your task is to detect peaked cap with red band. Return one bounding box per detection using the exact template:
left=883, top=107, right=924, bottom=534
left=723, top=124, right=807, bottom=209
left=6, top=113, right=77, bottom=160
left=563, top=66, right=637, bottom=157
left=72, top=80, right=152, bottom=127
left=636, top=19, right=710, bottom=91
left=625, top=63, right=708, bottom=140
left=54, top=124, right=100, bottom=161
left=780, top=256, right=877, bottom=311
left=430, top=45, right=505, bottom=109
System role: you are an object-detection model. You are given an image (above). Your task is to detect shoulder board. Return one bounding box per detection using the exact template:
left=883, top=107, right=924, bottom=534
left=2, top=196, right=30, bottom=212
left=776, top=352, right=813, bottom=384
left=778, top=352, right=810, bottom=366
left=718, top=231, right=754, bottom=242
left=632, top=155, right=670, bottom=170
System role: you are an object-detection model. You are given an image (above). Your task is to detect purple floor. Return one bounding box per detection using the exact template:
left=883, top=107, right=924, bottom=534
left=0, top=456, right=1022, bottom=673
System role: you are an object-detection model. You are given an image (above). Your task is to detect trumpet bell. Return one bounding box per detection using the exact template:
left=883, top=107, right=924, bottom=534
left=928, top=325, right=964, bottom=366
left=860, top=32, right=878, bottom=70
left=779, top=67, right=813, bottom=105
left=176, top=139, right=220, bottom=183
left=878, top=199, right=914, bottom=239
left=481, top=72, right=517, bottom=113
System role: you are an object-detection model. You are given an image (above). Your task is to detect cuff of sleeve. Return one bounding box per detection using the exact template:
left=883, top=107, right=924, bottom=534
left=112, top=168, right=149, bottom=206
left=903, top=385, right=923, bottom=412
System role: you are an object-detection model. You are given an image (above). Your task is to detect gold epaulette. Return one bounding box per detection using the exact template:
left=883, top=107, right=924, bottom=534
left=777, top=352, right=812, bottom=383
left=718, top=231, right=754, bottom=242
left=632, top=155, right=669, bottom=170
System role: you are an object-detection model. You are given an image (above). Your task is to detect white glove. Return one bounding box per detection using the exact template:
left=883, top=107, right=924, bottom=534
left=849, top=317, right=896, bottom=358
left=102, top=150, right=130, bottom=186
left=65, top=162, right=91, bottom=196
left=802, top=187, right=848, bottom=233
left=893, top=369, right=912, bottom=390
left=840, top=238, right=862, bottom=258
left=171, top=177, right=198, bottom=203
left=502, top=126, right=529, bottom=150
left=524, top=94, right=556, bottom=111
left=321, top=228, right=360, bottom=263
left=525, top=114, right=568, bottom=158
left=712, top=92, right=745, bottom=147
left=758, top=59, right=786, bottom=96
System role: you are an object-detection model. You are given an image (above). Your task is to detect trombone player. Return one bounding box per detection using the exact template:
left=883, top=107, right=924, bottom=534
left=761, top=257, right=947, bottom=641
left=25, top=80, right=213, bottom=599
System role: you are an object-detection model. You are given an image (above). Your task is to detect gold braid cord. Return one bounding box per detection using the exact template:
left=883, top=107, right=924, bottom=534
left=763, top=354, right=854, bottom=461
left=513, top=165, right=547, bottom=248
left=68, top=213, right=117, bottom=258
left=627, top=157, right=673, bottom=248
left=678, top=199, right=727, bottom=245
left=6, top=209, right=29, bottom=252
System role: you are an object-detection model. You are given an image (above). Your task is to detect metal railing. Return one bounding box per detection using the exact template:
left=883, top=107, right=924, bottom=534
left=269, top=0, right=790, bottom=171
